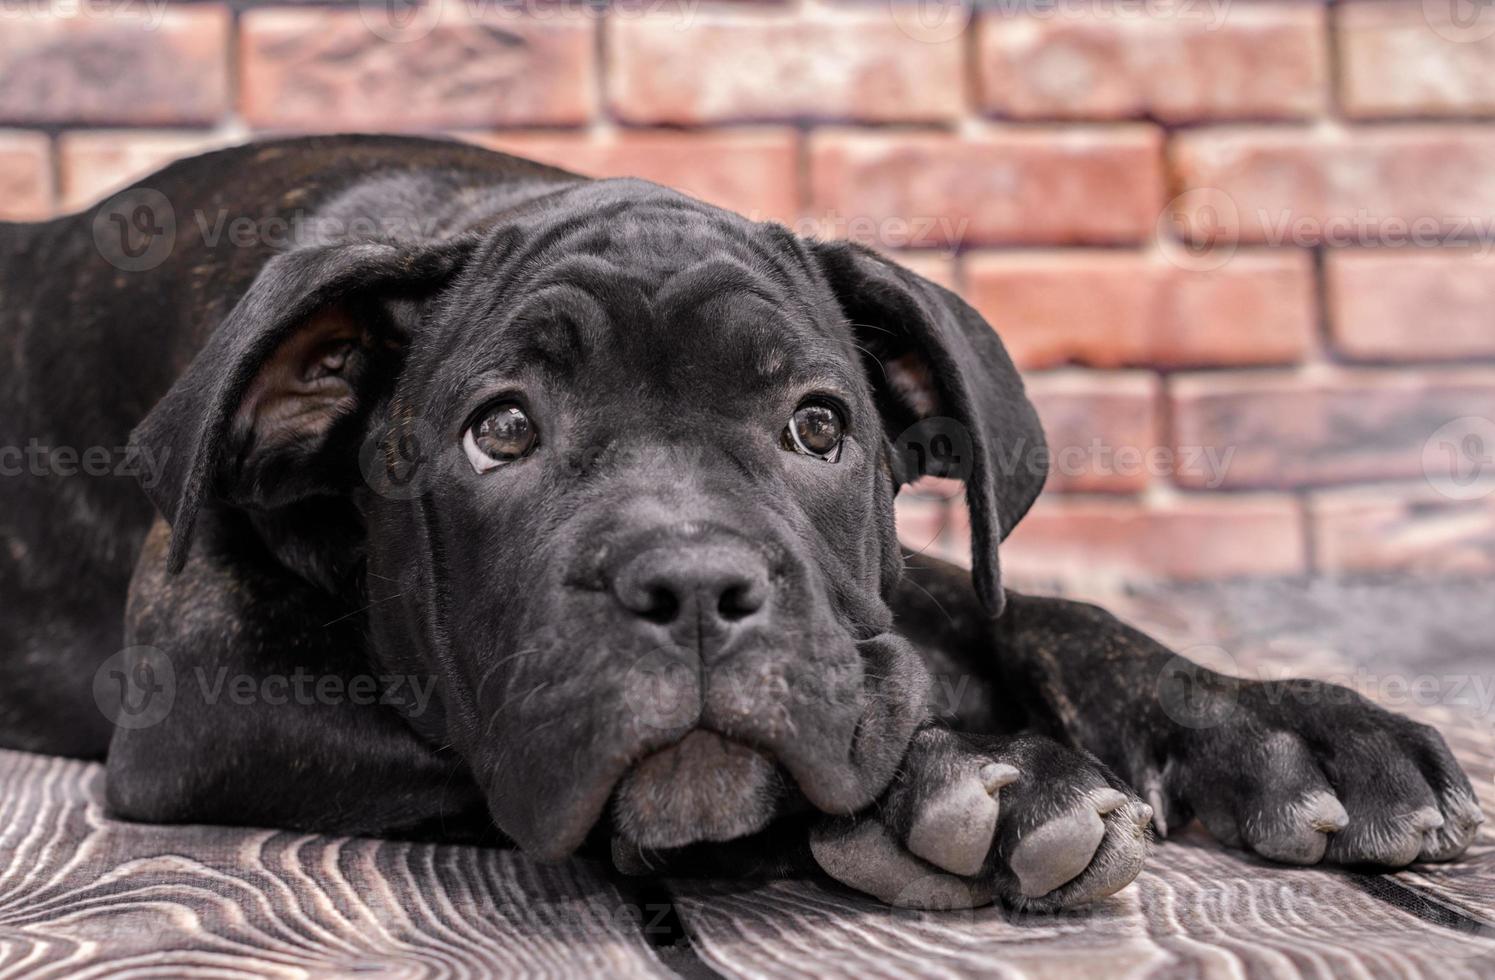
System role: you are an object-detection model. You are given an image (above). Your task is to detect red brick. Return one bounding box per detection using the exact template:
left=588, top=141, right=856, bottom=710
left=1025, top=371, right=1161, bottom=494
left=608, top=5, right=961, bottom=124
left=895, top=477, right=967, bottom=566
left=241, top=9, right=592, bottom=130
left=1311, top=484, right=1495, bottom=576
left=1000, top=494, right=1307, bottom=581
left=1171, top=127, right=1495, bottom=245
left=1326, top=250, right=1495, bottom=361
left=58, top=131, right=232, bottom=213
left=887, top=251, right=957, bottom=292
left=978, top=2, right=1326, bottom=121
left=0, top=131, right=50, bottom=220
left=964, top=249, right=1315, bottom=369
left=1169, top=369, right=1495, bottom=489
left=0, top=7, right=229, bottom=126
left=1340, top=1, right=1495, bottom=118
left=808, top=129, right=1164, bottom=248
left=474, top=130, right=798, bottom=224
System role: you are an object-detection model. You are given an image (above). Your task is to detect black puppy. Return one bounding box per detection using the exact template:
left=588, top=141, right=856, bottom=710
left=0, top=135, right=1479, bottom=912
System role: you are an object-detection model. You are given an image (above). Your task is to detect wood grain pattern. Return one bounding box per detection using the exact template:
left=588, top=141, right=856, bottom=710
left=0, top=751, right=672, bottom=979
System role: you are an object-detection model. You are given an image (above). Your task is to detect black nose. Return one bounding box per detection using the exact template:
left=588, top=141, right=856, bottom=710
left=613, top=543, right=771, bottom=633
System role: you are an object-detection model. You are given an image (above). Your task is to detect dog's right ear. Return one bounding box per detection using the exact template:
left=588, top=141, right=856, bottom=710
left=130, top=237, right=476, bottom=573
left=809, top=240, right=1046, bottom=617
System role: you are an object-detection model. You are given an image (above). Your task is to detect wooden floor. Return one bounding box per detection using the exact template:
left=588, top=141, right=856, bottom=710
left=1, top=577, right=1492, bottom=978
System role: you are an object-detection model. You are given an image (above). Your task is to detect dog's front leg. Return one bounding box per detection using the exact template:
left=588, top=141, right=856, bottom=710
left=103, top=522, right=493, bottom=843
left=937, top=572, right=1485, bottom=869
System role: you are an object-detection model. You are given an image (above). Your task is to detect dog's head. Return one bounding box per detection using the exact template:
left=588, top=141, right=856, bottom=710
left=132, top=177, right=1045, bottom=859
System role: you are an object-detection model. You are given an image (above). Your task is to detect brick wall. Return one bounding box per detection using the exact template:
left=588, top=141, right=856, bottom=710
left=1, top=0, right=1492, bottom=588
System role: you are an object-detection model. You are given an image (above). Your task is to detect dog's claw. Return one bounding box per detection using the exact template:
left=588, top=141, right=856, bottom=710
left=1092, top=788, right=1129, bottom=815
left=1421, top=795, right=1485, bottom=862
left=611, top=836, right=651, bottom=876
left=981, top=762, right=1020, bottom=794
left=1146, top=787, right=1168, bottom=838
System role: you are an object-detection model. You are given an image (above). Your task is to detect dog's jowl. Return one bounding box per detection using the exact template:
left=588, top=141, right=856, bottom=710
left=0, top=136, right=1480, bottom=912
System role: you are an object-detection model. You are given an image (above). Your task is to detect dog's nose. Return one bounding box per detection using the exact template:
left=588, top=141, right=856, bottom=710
left=613, top=543, right=771, bottom=633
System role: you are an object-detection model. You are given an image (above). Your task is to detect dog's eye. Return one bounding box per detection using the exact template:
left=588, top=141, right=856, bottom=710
left=463, top=402, right=537, bottom=473
left=782, top=401, right=844, bottom=461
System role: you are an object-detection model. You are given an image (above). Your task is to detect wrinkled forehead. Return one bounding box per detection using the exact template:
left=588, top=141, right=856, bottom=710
left=432, top=185, right=858, bottom=402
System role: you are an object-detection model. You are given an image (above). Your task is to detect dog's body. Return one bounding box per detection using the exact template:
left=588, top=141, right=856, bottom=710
left=0, top=135, right=1480, bottom=911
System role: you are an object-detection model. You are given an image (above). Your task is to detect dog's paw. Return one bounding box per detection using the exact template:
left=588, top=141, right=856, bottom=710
left=810, top=728, right=1152, bottom=911
left=1158, top=677, right=1484, bottom=868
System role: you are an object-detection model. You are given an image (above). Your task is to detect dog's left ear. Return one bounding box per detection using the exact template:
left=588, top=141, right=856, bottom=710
left=812, top=240, right=1046, bottom=616
left=131, top=237, right=476, bottom=573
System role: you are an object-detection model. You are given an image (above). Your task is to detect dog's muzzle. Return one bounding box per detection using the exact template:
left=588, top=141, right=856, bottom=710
left=477, top=527, right=929, bottom=860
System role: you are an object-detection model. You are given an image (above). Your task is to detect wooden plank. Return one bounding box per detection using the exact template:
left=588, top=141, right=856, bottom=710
left=670, top=877, right=1169, bottom=980
left=0, top=750, right=673, bottom=979
left=672, top=833, right=1495, bottom=980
